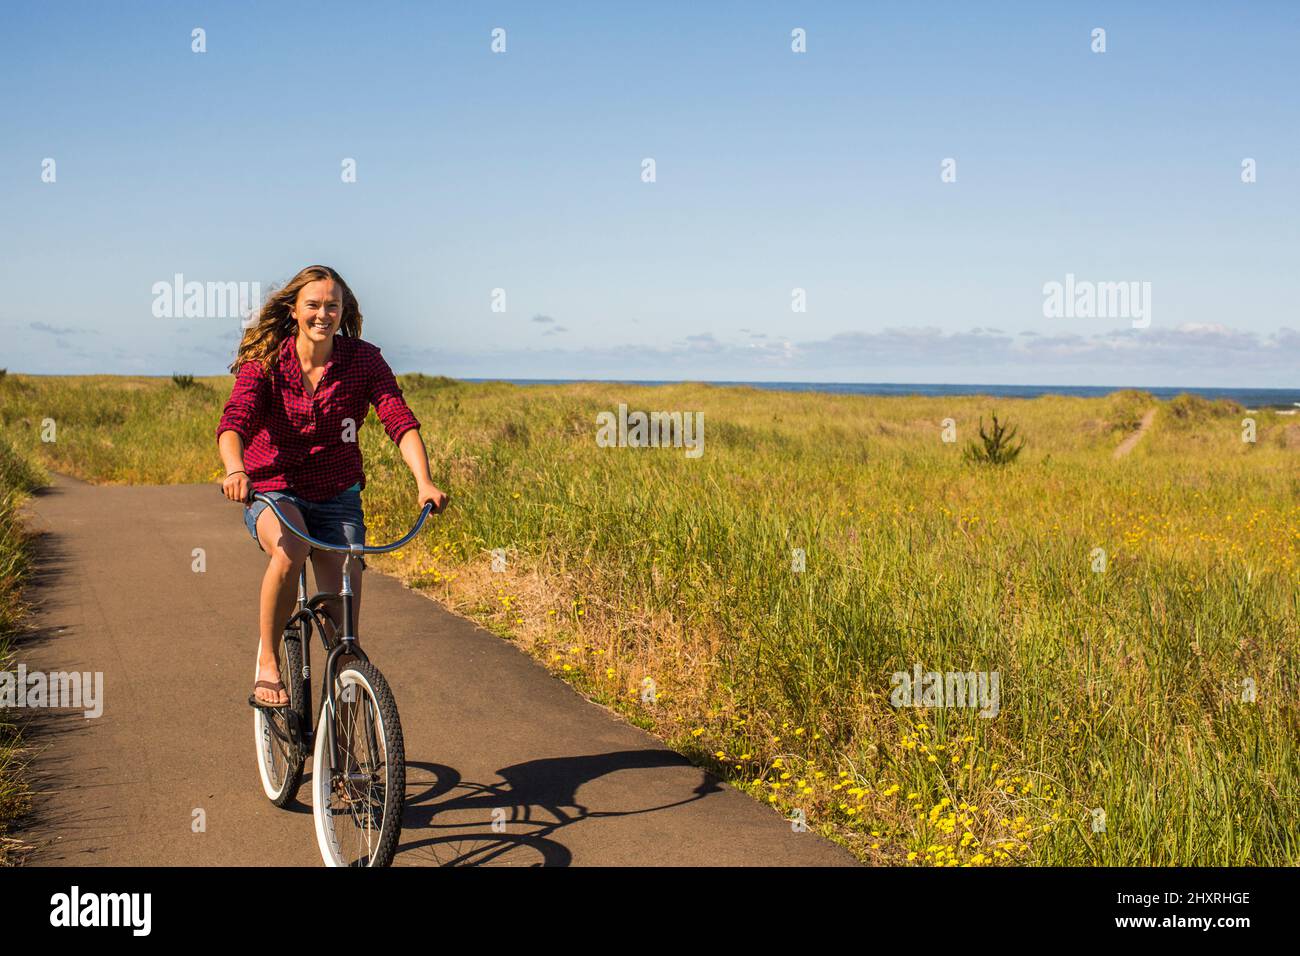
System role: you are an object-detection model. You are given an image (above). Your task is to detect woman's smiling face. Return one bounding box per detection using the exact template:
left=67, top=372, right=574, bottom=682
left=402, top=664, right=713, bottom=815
left=292, top=278, right=342, bottom=343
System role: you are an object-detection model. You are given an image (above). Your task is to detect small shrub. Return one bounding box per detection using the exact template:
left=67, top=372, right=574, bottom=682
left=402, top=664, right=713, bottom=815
left=1166, top=393, right=1243, bottom=425
left=1103, top=389, right=1154, bottom=433
left=963, top=413, right=1026, bottom=465
left=171, top=373, right=196, bottom=389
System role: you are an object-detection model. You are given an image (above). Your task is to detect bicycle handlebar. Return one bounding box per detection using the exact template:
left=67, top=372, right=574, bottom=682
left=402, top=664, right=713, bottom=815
left=225, top=487, right=436, bottom=556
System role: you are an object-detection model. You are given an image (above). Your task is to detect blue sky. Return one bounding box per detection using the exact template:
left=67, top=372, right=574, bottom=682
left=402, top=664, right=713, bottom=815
left=2, top=1, right=1297, bottom=386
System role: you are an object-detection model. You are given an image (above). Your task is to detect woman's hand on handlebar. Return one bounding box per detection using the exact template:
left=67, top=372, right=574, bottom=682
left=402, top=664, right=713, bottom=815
left=417, top=480, right=449, bottom=515
left=222, top=470, right=251, bottom=504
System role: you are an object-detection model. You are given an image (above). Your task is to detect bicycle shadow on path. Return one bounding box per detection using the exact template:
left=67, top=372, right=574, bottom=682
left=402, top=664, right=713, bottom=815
left=273, top=750, right=727, bottom=866
left=396, top=750, right=723, bottom=866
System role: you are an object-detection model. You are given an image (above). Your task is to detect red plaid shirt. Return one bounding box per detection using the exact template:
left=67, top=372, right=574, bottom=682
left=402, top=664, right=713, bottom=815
left=216, top=334, right=421, bottom=502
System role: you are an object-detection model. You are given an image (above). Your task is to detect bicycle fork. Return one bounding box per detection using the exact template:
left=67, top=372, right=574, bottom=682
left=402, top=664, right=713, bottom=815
left=321, top=552, right=380, bottom=781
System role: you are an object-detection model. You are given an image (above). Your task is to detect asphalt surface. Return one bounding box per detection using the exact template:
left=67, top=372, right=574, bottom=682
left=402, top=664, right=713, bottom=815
left=12, top=472, right=857, bottom=867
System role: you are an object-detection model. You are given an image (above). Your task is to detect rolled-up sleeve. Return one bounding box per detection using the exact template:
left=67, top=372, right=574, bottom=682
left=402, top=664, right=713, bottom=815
left=216, top=360, right=268, bottom=444
left=368, top=348, right=421, bottom=445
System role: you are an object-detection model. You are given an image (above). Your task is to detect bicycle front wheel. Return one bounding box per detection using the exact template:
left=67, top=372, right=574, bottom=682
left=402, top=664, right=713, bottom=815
left=312, top=660, right=406, bottom=867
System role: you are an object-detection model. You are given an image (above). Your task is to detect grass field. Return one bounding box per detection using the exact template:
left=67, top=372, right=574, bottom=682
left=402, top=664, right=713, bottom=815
left=0, top=411, right=47, bottom=863
left=2, top=371, right=1298, bottom=865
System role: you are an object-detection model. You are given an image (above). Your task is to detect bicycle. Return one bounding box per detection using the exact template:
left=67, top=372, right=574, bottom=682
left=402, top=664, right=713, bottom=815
left=235, top=488, right=436, bottom=867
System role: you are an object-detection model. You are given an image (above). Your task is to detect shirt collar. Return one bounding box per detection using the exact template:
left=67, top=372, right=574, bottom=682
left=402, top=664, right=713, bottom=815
left=280, top=333, right=348, bottom=378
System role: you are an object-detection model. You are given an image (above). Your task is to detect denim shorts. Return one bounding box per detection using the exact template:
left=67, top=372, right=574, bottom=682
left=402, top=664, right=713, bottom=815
left=244, top=482, right=367, bottom=570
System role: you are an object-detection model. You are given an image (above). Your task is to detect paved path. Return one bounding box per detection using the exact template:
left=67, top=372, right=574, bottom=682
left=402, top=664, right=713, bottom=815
left=12, top=473, right=856, bottom=867
left=1113, top=408, right=1158, bottom=459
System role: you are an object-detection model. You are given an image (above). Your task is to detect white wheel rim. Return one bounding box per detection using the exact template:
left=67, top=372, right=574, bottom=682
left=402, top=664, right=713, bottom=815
left=253, top=708, right=284, bottom=800
left=252, top=654, right=294, bottom=801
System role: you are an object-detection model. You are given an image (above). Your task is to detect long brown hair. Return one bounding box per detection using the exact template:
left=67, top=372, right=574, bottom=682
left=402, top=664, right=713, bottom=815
left=229, top=265, right=363, bottom=372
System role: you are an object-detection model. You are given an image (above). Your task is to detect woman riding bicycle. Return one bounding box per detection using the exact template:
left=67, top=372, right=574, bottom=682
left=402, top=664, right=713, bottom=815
left=216, top=264, right=448, bottom=708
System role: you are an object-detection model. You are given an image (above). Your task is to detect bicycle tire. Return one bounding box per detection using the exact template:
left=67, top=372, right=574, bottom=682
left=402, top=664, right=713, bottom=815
left=312, top=659, right=406, bottom=867
left=253, top=625, right=307, bottom=807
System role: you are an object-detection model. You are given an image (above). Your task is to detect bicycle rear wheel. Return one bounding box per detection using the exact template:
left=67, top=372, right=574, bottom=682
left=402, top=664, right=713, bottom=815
left=253, top=625, right=308, bottom=807
left=312, top=659, right=406, bottom=867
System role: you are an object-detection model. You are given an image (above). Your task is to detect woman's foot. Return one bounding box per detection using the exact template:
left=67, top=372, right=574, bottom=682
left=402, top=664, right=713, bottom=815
left=254, top=658, right=288, bottom=706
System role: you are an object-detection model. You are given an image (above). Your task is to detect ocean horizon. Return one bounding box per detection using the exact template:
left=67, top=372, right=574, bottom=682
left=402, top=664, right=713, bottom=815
left=463, top=379, right=1300, bottom=409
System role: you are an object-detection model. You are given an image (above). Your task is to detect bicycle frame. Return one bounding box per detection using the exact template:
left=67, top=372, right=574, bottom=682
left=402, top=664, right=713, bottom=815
left=250, top=492, right=435, bottom=775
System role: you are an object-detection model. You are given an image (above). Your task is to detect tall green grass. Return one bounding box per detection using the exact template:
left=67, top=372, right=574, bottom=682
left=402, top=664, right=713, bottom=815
left=0, top=424, right=47, bottom=863
left=2, top=373, right=1296, bottom=864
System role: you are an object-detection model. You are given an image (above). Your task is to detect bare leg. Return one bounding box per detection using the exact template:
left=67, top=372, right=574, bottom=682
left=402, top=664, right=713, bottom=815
left=310, top=551, right=362, bottom=641
left=253, top=502, right=310, bottom=705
